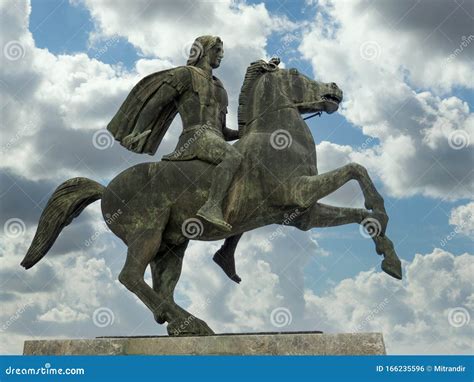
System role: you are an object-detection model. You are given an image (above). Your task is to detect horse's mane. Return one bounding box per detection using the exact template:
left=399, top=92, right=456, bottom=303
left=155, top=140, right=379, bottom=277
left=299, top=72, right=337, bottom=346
left=238, top=59, right=280, bottom=130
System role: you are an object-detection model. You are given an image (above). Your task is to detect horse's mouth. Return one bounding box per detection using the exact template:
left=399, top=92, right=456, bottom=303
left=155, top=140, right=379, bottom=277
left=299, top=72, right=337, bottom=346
left=321, top=94, right=342, bottom=104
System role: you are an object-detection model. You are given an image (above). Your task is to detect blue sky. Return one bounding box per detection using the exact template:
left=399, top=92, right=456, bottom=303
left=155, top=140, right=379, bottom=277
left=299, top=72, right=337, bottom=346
left=1, top=0, right=472, bottom=354
left=28, top=0, right=471, bottom=269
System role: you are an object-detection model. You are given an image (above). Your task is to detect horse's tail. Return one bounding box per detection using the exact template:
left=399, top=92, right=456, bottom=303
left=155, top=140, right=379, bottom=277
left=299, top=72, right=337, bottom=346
left=21, top=177, right=105, bottom=269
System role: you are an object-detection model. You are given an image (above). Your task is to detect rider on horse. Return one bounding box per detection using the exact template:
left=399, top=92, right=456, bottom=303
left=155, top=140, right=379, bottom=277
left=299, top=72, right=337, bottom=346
left=107, top=35, right=242, bottom=283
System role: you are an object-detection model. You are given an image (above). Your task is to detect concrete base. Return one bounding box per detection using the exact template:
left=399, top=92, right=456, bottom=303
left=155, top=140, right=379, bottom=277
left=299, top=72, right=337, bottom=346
left=23, top=332, right=386, bottom=355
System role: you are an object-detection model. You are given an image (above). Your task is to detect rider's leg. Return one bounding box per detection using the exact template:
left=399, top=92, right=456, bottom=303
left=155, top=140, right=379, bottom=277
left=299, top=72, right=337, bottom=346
left=197, top=144, right=242, bottom=231
left=213, top=233, right=243, bottom=283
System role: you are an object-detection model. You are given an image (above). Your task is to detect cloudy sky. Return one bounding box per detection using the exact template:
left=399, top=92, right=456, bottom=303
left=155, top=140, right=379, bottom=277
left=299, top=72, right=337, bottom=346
left=0, top=0, right=472, bottom=355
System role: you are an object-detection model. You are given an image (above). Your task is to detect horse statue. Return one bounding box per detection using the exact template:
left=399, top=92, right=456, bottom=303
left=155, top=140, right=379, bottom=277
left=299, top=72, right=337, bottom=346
left=21, top=59, right=402, bottom=336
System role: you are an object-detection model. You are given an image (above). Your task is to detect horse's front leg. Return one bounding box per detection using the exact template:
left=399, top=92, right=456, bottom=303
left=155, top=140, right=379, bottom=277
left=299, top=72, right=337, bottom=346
left=291, top=163, right=388, bottom=233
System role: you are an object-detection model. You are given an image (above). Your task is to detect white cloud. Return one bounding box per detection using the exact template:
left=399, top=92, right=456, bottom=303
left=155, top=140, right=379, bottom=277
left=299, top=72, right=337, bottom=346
left=299, top=0, right=473, bottom=200
left=175, top=226, right=317, bottom=333
left=79, top=0, right=297, bottom=128
left=80, top=0, right=292, bottom=60
left=449, top=201, right=474, bottom=237
left=2, top=212, right=472, bottom=355
left=1, top=0, right=472, bottom=357
left=316, top=141, right=365, bottom=207
left=38, top=305, right=89, bottom=323
left=177, top=229, right=473, bottom=354
left=0, top=222, right=165, bottom=354
left=304, top=248, right=473, bottom=354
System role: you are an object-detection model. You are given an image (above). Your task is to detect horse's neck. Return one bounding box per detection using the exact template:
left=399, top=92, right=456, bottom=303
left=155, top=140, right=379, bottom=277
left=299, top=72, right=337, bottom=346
left=237, top=107, right=318, bottom=177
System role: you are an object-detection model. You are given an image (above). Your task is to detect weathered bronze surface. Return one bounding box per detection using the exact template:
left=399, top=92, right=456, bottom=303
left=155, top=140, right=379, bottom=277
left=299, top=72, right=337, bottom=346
left=21, top=36, right=402, bottom=336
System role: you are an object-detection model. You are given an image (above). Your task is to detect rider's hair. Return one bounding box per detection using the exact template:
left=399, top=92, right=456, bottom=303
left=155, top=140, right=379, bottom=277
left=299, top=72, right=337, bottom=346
left=186, top=35, right=222, bottom=66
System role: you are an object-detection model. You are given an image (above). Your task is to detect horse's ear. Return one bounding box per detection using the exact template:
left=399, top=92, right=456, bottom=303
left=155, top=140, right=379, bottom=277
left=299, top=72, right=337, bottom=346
left=269, top=57, right=280, bottom=66
left=264, top=57, right=280, bottom=71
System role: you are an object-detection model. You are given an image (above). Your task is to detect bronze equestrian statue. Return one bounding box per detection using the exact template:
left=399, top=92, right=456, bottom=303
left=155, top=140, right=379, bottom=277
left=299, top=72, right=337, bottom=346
left=21, top=35, right=402, bottom=336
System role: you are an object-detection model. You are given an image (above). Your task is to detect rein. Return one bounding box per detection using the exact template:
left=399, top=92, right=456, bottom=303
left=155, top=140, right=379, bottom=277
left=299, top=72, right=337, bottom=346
left=245, top=101, right=323, bottom=128
left=303, top=112, right=322, bottom=120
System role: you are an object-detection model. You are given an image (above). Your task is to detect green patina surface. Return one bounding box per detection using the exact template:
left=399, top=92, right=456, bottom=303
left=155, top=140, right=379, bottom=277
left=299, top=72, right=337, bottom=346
left=22, top=36, right=402, bottom=337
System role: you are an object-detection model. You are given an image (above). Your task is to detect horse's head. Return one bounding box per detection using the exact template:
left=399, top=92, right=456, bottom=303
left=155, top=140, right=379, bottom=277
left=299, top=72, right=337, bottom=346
left=284, top=67, right=343, bottom=115
left=238, top=59, right=343, bottom=132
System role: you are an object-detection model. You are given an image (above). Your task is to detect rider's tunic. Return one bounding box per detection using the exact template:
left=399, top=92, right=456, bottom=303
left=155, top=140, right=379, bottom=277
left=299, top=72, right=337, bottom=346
left=162, top=66, right=233, bottom=164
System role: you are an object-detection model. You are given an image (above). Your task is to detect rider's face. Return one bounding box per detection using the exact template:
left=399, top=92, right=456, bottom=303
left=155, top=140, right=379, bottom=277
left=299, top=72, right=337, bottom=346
left=208, top=42, right=224, bottom=69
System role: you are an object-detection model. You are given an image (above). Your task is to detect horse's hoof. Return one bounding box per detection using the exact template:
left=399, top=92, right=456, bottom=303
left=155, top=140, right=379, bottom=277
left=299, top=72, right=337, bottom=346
left=382, top=256, right=402, bottom=280
left=167, top=316, right=215, bottom=337
left=154, top=313, right=166, bottom=325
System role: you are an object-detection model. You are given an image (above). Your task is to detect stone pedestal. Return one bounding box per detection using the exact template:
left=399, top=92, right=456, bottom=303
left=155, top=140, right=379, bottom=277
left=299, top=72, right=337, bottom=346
left=23, top=332, right=386, bottom=355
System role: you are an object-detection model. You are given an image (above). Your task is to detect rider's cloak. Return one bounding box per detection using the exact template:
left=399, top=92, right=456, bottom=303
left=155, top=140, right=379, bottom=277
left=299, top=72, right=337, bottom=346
left=106, top=68, right=185, bottom=155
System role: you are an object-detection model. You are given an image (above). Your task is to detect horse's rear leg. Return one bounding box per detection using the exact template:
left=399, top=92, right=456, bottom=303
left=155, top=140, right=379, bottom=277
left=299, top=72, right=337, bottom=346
left=150, top=241, right=188, bottom=324
left=150, top=241, right=214, bottom=336
left=118, top=227, right=171, bottom=325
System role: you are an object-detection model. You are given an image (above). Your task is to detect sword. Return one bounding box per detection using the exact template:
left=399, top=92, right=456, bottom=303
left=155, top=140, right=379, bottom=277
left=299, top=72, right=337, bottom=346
left=124, top=129, right=152, bottom=145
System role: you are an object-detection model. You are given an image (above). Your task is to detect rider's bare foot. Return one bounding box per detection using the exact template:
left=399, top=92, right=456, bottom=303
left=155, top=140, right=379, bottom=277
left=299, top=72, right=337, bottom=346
left=213, top=248, right=241, bottom=283
left=197, top=204, right=232, bottom=232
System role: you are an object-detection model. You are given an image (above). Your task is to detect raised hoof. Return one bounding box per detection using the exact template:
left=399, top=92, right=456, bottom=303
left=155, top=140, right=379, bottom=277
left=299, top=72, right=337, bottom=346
left=167, top=316, right=215, bottom=337
left=382, top=256, right=402, bottom=280
left=154, top=313, right=166, bottom=325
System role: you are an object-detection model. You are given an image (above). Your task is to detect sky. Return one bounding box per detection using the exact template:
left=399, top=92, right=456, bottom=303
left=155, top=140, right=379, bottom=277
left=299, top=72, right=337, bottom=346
left=0, top=0, right=473, bottom=355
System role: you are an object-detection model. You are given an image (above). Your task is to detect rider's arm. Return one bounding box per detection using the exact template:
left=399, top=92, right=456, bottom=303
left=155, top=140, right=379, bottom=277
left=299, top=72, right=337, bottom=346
left=221, top=112, right=240, bottom=141
left=223, top=126, right=239, bottom=141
